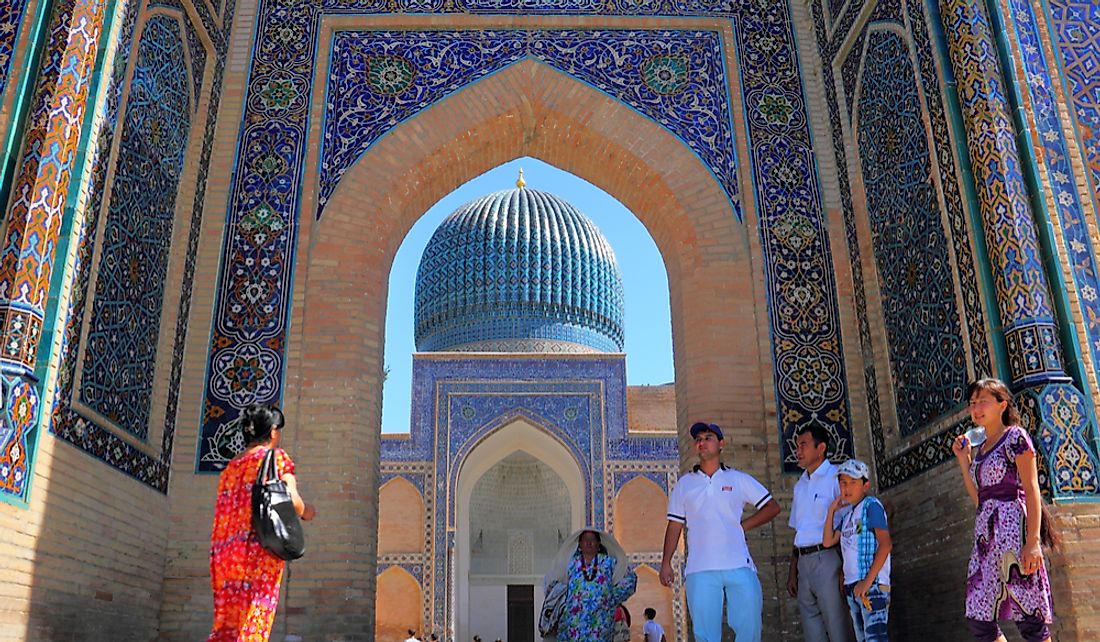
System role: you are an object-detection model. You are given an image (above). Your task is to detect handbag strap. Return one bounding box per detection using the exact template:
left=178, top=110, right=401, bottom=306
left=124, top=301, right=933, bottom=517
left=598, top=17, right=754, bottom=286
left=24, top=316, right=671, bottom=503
left=255, top=448, right=277, bottom=486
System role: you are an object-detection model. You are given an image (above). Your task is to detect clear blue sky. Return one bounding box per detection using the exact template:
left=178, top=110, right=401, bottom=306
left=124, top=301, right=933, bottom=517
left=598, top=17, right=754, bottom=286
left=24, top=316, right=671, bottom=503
left=381, top=157, right=674, bottom=434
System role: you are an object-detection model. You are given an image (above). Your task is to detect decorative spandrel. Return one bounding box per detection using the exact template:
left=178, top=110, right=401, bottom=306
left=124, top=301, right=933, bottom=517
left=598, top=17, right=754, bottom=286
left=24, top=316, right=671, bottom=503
left=198, top=0, right=857, bottom=474
left=319, top=29, right=741, bottom=219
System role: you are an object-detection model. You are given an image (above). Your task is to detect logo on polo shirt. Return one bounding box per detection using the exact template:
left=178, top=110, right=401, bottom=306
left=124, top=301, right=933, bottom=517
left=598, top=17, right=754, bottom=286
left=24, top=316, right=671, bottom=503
left=722, top=486, right=733, bottom=491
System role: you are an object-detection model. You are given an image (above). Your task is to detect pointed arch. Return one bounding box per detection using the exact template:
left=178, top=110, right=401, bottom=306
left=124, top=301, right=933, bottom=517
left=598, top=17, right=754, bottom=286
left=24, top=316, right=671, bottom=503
left=378, top=477, right=426, bottom=555
left=614, top=476, right=668, bottom=553
left=453, top=416, right=586, bottom=642
left=624, top=564, right=675, bottom=642
left=375, top=566, right=422, bottom=642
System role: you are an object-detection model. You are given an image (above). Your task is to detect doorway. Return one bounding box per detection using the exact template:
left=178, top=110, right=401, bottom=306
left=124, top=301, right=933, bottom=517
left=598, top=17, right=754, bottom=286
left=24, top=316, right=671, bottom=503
left=507, top=585, right=534, bottom=642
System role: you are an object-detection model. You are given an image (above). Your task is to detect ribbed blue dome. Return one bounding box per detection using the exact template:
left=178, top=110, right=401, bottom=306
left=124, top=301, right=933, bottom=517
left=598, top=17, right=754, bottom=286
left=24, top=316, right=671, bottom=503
left=414, top=185, right=624, bottom=353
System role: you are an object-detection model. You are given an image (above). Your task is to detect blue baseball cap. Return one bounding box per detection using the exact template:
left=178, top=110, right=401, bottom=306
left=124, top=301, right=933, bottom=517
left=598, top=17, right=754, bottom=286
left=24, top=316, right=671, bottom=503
left=690, top=422, right=724, bottom=440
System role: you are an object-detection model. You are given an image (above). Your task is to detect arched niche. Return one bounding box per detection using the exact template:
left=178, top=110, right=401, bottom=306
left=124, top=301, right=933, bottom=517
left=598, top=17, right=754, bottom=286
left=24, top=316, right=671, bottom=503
left=374, top=566, right=422, bottom=642
left=614, top=476, right=668, bottom=553
left=378, top=477, right=425, bottom=555
left=624, top=564, right=675, bottom=642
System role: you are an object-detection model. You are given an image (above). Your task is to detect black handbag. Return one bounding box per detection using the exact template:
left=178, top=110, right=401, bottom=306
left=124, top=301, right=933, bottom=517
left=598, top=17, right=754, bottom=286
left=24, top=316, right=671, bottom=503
left=251, top=449, right=306, bottom=560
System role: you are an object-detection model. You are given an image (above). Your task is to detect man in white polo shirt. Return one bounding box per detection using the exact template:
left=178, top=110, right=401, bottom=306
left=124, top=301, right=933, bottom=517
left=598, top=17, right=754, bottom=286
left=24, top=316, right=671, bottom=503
left=659, top=422, right=781, bottom=642
left=787, top=422, right=851, bottom=642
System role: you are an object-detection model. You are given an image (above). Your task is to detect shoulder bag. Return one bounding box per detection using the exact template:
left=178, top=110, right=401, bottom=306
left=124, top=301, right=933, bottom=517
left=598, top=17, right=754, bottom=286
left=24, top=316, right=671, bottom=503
left=251, top=449, right=306, bottom=560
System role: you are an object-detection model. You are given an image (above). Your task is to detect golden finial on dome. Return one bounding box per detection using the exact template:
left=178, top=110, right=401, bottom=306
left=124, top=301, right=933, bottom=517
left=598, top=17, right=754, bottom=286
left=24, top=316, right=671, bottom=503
left=516, top=169, right=526, bottom=189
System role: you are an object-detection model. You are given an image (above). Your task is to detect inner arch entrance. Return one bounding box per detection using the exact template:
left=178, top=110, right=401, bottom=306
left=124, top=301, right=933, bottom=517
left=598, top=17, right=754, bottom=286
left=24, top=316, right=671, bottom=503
left=457, top=420, right=583, bottom=642
left=283, top=49, right=778, bottom=638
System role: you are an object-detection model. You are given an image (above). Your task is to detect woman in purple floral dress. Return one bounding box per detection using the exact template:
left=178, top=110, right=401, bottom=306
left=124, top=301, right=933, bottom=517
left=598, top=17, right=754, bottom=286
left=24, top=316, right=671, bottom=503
left=952, top=378, right=1058, bottom=642
left=543, top=528, right=637, bottom=641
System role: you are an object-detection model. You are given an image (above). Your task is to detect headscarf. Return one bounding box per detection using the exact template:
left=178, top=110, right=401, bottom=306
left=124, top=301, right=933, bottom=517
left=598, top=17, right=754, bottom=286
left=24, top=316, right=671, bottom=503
left=543, top=526, right=630, bottom=590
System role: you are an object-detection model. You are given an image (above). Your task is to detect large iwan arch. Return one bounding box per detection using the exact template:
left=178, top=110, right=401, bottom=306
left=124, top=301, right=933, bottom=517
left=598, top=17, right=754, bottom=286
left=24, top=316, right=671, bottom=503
left=282, top=55, right=775, bottom=635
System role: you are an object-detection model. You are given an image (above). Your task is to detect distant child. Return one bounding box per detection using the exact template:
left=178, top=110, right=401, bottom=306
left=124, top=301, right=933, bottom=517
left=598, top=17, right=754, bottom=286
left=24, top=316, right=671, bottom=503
left=822, top=459, right=892, bottom=642
left=643, top=607, right=667, bottom=642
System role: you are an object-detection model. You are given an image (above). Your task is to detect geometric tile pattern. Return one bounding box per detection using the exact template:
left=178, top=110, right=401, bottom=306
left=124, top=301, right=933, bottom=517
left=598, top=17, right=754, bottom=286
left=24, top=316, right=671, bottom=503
left=414, top=186, right=625, bottom=353
left=938, top=0, right=1100, bottom=495
left=79, top=15, right=192, bottom=440
left=938, top=0, right=1064, bottom=384
left=1048, top=0, right=1100, bottom=227
left=323, top=0, right=738, bottom=15
left=47, top=0, right=236, bottom=492
left=0, top=0, right=108, bottom=370
left=812, top=0, right=991, bottom=485
left=319, top=29, right=740, bottom=218
left=857, top=29, right=968, bottom=433
left=1008, top=0, right=1100, bottom=405
left=0, top=0, right=30, bottom=101
left=0, top=0, right=111, bottom=502
left=199, top=2, right=856, bottom=474
left=184, top=18, right=207, bottom=112
left=1017, top=383, right=1099, bottom=497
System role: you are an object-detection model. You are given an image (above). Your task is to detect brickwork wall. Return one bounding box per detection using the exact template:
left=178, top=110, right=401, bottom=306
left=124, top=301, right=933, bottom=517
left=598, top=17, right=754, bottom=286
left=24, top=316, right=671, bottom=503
left=0, top=0, right=224, bottom=637
left=0, top=447, right=168, bottom=641
left=157, top=0, right=258, bottom=639
left=155, top=9, right=848, bottom=638
left=627, top=385, right=677, bottom=434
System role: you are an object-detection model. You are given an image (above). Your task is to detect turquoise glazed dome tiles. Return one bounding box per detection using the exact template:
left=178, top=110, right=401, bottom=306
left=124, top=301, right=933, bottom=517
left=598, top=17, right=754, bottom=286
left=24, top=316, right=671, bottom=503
left=414, top=186, right=625, bottom=353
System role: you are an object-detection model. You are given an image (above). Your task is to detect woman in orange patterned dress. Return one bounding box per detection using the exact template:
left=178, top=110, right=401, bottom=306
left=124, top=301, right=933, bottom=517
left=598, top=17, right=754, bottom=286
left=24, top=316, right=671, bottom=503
left=208, top=404, right=316, bottom=642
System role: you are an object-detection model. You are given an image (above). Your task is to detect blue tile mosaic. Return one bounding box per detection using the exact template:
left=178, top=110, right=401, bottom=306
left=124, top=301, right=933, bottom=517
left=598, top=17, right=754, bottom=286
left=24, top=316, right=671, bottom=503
left=198, top=0, right=857, bottom=480
left=810, top=0, right=992, bottom=485
left=319, top=29, right=740, bottom=219
left=1008, top=0, right=1100, bottom=409
left=78, top=15, right=192, bottom=440
left=382, top=353, right=677, bottom=629
left=1048, top=1, right=1100, bottom=228
left=0, top=0, right=30, bottom=103
left=857, top=29, right=967, bottom=433
left=321, top=0, right=737, bottom=15
left=48, top=0, right=235, bottom=490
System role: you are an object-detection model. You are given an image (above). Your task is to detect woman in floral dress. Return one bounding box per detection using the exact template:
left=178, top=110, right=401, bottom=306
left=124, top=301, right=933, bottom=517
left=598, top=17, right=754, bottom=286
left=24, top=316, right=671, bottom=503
left=209, top=404, right=316, bottom=642
left=544, top=528, right=637, bottom=641
left=952, top=379, right=1058, bottom=642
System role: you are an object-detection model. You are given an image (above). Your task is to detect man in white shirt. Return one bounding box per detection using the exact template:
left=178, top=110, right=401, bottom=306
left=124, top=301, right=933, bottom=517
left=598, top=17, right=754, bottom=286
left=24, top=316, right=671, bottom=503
left=659, top=422, right=781, bottom=642
left=404, top=630, right=421, bottom=642
left=787, top=422, right=851, bottom=642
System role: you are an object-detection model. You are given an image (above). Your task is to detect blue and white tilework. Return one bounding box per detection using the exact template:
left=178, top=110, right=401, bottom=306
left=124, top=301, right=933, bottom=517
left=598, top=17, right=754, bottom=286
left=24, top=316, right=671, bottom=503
left=48, top=0, right=234, bottom=491
left=320, top=29, right=740, bottom=219
left=198, top=0, right=857, bottom=474
left=78, top=15, right=192, bottom=440
left=811, top=0, right=992, bottom=486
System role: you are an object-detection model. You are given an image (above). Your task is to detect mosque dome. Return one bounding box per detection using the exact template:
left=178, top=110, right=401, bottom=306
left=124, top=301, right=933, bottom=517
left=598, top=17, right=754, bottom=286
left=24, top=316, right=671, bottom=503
left=414, top=173, right=625, bottom=353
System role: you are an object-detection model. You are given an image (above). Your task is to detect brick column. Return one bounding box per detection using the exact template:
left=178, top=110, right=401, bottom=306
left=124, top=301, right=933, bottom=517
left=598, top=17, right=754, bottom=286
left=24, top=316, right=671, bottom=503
left=935, top=0, right=1100, bottom=497
left=0, top=0, right=108, bottom=501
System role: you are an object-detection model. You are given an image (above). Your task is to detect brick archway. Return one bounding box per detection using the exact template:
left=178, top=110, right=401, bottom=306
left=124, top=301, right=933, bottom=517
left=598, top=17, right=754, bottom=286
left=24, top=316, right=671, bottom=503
left=282, top=58, right=775, bottom=635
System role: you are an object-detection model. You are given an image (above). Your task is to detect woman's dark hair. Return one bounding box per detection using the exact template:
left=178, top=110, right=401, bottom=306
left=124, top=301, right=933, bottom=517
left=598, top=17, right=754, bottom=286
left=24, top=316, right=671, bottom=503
left=966, top=378, right=1021, bottom=426
left=240, top=403, right=285, bottom=446
left=1039, top=503, right=1063, bottom=551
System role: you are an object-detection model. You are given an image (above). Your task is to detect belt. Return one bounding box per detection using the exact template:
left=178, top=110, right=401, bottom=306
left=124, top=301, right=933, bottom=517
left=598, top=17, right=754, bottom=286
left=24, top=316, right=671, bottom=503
left=795, top=544, right=835, bottom=556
